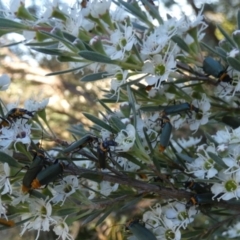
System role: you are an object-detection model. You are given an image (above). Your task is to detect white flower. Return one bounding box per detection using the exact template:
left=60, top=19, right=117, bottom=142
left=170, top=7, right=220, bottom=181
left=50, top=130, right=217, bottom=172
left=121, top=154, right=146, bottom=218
left=51, top=175, right=80, bottom=206
left=11, top=189, right=30, bottom=206
left=186, top=145, right=218, bottom=179
left=143, top=203, right=162, bottom=228
left=20, top=198, right=56, bottom=240
left=189, top=94, right=211, bottom=131
left=53, top=217, right=73, bottom=240
left=222, top=155, right=240, bottom=176
left=110, top=69, right=128, bottom=100
left=90, top=0, right=111, bottom=18
left=0, top=197, right=7, bottom=219
left=162, top=201, right=197, bottom=229
left=111, top=6, right=128, bottom=22
left=114, top=124, right=136, bottom=151
left=0, top=120, right=31, bottom=150
left=141, top=21, right=178, bottom=56
left=212, top=127, right=231, bottom=145
left=117, top=157, right=140, bottom=172
left=99, top=180, right=118, bottom=196
left=0, top=163, right=12, bottom=195
left=143, top=49, right=177, bottom=88
left=222, top=222, right=240, bottom=238
left=0, top=74, right=11, bottom=91
left=106, top=25, right=136, bottom=60
left=211, top=171, right=240, bottom=201
left=24, top=97, right=49, bottom=112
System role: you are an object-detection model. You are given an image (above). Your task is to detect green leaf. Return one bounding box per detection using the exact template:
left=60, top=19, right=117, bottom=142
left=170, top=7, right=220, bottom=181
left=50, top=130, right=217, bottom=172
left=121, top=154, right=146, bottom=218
left=79, top=50, right=116, bottom=64
left=140, top=0, right=163, bottom=24
left=57, top=207, right=79, bottom=216
left=171, top=35, right=190, bottom=53
left=98, top=100, right=114, bottom=114
left=215, top=47, right=227, bottom=59
left=217, top=24, right=237, bottom=48
left=31, top=47, right=64, bottom=55
left=25, top=40, right=58, bottom=47
left=1, top=40, right=26, bottom=48
left=238, top=10, right=240, bottom=30
left=119, top=195, right=143, bottom=211
left=82, top=112, right=117, bottom=133
left=227, top=56, right=240, bottom=71
left=57, top=56, right=84, bottom=62
left=46, top=65, right=88, bottom=76
left=108, top=115, right=126, bottom=131
left=39, top=30, right=78, bottom=52
left=115, top=0, right=152, bottom=27
left=0, top=18, right=27, bottom=29
left=95, top=206, right=115, bottom=226
left=205, top=132, right=218, bottom=145
left=200, top=42, right=220, bottom=56
left=176, top=153, right=195, bottom=163
left=0, top=152, right=21, bottom=168
left=207, top=152, right=227, bottom=169
left=118, top=152, right=145, bottom=168
left=81, top=72, right=109, bottom=82
left=222, top=116, right=240, bottom=129
left=81, top=210, right=102, bottom=225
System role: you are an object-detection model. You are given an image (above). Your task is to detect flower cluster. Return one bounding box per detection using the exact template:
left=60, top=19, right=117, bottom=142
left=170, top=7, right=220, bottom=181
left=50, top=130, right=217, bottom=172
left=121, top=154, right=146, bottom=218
left=1, top=0, right=240, bottom=239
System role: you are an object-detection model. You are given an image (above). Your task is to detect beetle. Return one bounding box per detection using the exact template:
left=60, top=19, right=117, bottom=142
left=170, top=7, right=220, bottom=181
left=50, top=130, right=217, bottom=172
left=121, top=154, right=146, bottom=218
left=184, top=181, right=211, bottom=194
left=159, top=116, right=172, bottom=152
left=0, top=108, right=35, bottom=128
left=97, top=139, right=118, bottom=169
left=203, top=56, right=232, bottom=83
left=62, top=135, right=98, bottom=154
left=162, top=103, right=199, bottom=116
left=21, top=151, right=46, bottom=193
left=31, top=161, right=64, bottom=189
left=126, top=219, right=157, bottom=240
left=186, top=193, right=215, bottom=209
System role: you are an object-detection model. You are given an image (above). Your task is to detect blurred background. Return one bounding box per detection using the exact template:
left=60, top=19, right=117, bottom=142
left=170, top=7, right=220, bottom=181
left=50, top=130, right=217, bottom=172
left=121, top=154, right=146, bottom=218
left=0, top=0, right=239, bottom=239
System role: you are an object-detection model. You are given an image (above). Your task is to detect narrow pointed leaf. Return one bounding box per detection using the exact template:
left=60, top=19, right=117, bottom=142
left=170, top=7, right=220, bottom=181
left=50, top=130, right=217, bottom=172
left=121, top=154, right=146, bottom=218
left=0, top=152, right=21, bottom=168
left=82, top=112, right=117, bottom=133
left=238, top=10, right=240, bottom=30
left=115, top=0, right=152, bottom=26
left=140, top=0, right=163, bottom=24
left=172, top=35, right=190, bottom=53
left=25, top=41, right=58, bottom=47
left=227, top=57, right=240, bottom=71
left=31, top=47, right=63, bottom=55
left=79, top=51, right=116, bottom=64
left=176, top=153, right=195, bottom=163
left=81, top=72, right=109, bottom=82
left=46, top=65, right=88, bottom=76
left=207, top=152, right=227, bottom=168
left=222, top=116, right=240, bottom=129
left=217, top=25, right=236, bottom=48
left=40, top=30, right=78, bottom=52
left=200, top=42, right=220, bottom=55
left=0, top=18, right=27, bottom=29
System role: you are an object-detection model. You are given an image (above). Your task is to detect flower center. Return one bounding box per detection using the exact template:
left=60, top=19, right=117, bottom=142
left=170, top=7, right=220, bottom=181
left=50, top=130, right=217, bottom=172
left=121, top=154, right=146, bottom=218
left=204, top=158, right=214, bottom=170
left=165, top=229, right=175, bottom=240
left=178, top=211, right=188, bottom=220
left=155, top=64, right=165, bottom=76
left=225, top=179, right=238, bottom=192
left=116, top=73, right=123, bottom=81
left=41, top=206, right=47, bottom=215
left=64, top=184, right=72, bottom=193
left=120, top=38, right=127, bottom=47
